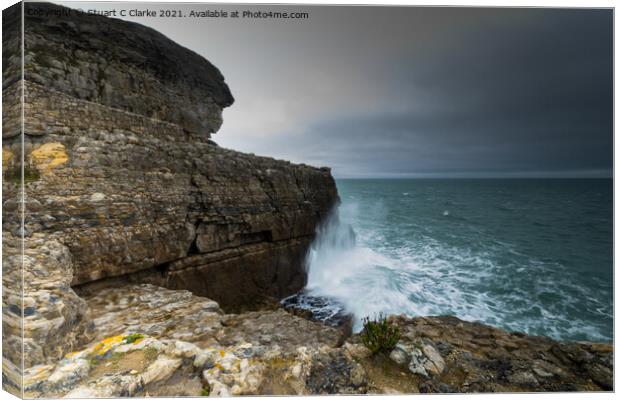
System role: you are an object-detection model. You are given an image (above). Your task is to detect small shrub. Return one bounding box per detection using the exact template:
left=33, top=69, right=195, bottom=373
left=200, top=383, right=211, bottom=396
left=360, top=314, right=400, bottom=355
left=123, top=333, right=144, bottom=344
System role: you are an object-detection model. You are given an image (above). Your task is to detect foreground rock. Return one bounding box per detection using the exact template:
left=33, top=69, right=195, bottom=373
left=1, top=232, right=95, bottom=394
left=21, top=285, right=612, bottom=397
left=373, top=315, right=613, bottom=393
left=23, top=284, right=364, bottom=397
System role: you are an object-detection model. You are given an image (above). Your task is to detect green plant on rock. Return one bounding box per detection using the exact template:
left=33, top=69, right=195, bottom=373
left=361, top=314, right=400, bottom=355
left=123, top=333, right=144, bottom=344
left=200, top=382, right=211, bottom=396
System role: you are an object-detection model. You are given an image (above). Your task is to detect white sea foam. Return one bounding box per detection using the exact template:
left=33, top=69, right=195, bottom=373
left=304, top=203, right=612, bottom=341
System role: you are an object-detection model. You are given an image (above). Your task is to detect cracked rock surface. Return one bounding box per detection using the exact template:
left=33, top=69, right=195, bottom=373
left=22, top=285, right=613, bottom=397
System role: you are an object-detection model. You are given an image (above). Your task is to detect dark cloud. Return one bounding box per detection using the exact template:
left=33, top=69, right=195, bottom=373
left=301, top=8, right=613, bottom=177
left=60, top=3, right=613, bottom=178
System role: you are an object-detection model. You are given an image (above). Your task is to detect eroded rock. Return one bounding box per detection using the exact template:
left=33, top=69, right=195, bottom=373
left=2, top=233, right=94, bottom=369
left=375, top=315, right=614, bottom=392
left=2, top=2, right=338, bottom=384
left=22, top=285, right=361, bottom=397
left=19, top=285, right=614, bottom=397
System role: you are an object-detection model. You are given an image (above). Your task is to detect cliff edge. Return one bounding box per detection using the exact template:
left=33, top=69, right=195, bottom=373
left=2, top=1, right=337, bottom=385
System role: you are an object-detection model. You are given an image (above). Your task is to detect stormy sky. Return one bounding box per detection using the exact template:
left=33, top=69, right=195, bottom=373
left=58, top=2, right=613, bottom=178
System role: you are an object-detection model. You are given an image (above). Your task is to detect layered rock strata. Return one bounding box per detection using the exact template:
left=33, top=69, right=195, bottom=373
left=4, top=2, right=233, bottom=139
left=2, top=2, right=337, bottom=388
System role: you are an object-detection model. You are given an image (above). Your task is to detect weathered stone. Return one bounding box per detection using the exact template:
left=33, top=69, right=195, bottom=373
left=388, top=340, right=445, bottom=379
left=16, top=284, right=615, bottom=397
left=377, top=315, right=613, bottom=392
left=305, top=348, right=368, bottom=394
left=2, top=2, right=338, bottom=384
left=140, top=356, right=182, bottom=386
left=216, top=309, right=342, bottom=353
left=9, top=3, right=233, bottom=136
left=2, top=233, right=94, bottom=370
left=20, top=284, right=364, bottom=398
left=82, top=284, right=223, bottom=344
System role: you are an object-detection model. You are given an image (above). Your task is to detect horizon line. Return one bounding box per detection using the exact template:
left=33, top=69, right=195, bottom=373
left=334, top=176, right=613, bottom=180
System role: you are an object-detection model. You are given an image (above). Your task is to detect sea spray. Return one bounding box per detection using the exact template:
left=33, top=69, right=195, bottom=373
left=305, top=207, right=357, bottom=275
left=301, top=205, right=415, bottom=331
left=293, top=179, right=612, bottom=342
left=282, top=208, right=357, bottom=327
left=323, top=179, right=614, bottom=342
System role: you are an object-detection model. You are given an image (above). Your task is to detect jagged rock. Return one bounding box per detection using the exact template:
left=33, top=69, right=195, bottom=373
left=280, top=290, right=354, bottom=337
left=83, top=284, right=223, bottom=344
left=305, top=348, right=368, bottom=394
left=2, top=232, right=94, bottom=369
left=18, top=285, right=614, bottom=397
left=215, top=309, right=343, bottom=352
left=21, top=285, right=360, bottom=397
left=373, top=315, right=614, bottom=392
left=389, top=340, right=445, bottom=378
left=81, top=283, right=344, bottom=353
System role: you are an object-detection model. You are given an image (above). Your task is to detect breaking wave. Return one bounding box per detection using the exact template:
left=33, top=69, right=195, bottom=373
left=301, top=180, right=612, bottom=342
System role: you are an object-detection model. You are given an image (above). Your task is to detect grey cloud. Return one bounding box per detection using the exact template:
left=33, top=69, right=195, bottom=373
left=301, top=9, right=613, bottom=177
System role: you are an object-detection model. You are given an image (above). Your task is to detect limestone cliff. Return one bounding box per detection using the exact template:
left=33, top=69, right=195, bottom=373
left=2, top=1, right=337, bottom=386
left=3, top=2, right=233, bottom=138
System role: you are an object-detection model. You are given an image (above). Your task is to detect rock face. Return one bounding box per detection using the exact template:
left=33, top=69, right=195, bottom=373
left=4, top=2, right=233, bottom=139
left=20, top=285, right=612, bottom=397
left=2, top=1, right=337, bottom=387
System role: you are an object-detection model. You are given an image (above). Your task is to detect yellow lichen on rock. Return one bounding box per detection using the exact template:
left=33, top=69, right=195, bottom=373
left=29, top=142, right=68, bottom=173
left=92, top=335, right=125, bottom=356
left=2, top=147, right=14, bottom=171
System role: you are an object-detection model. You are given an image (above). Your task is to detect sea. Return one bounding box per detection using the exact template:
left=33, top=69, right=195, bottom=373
left=295, top=179, right=613, bottom=343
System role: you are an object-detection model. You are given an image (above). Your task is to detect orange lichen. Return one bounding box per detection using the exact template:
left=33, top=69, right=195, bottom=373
left=29, top=142, right=68, bottom=173
left=2, top=148, right=14, bottom=171
left=92, top=335, right=125, bottom=356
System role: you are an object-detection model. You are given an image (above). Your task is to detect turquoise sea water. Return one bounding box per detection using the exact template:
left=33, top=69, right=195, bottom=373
left=304, top=179, right=613, bottom=342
